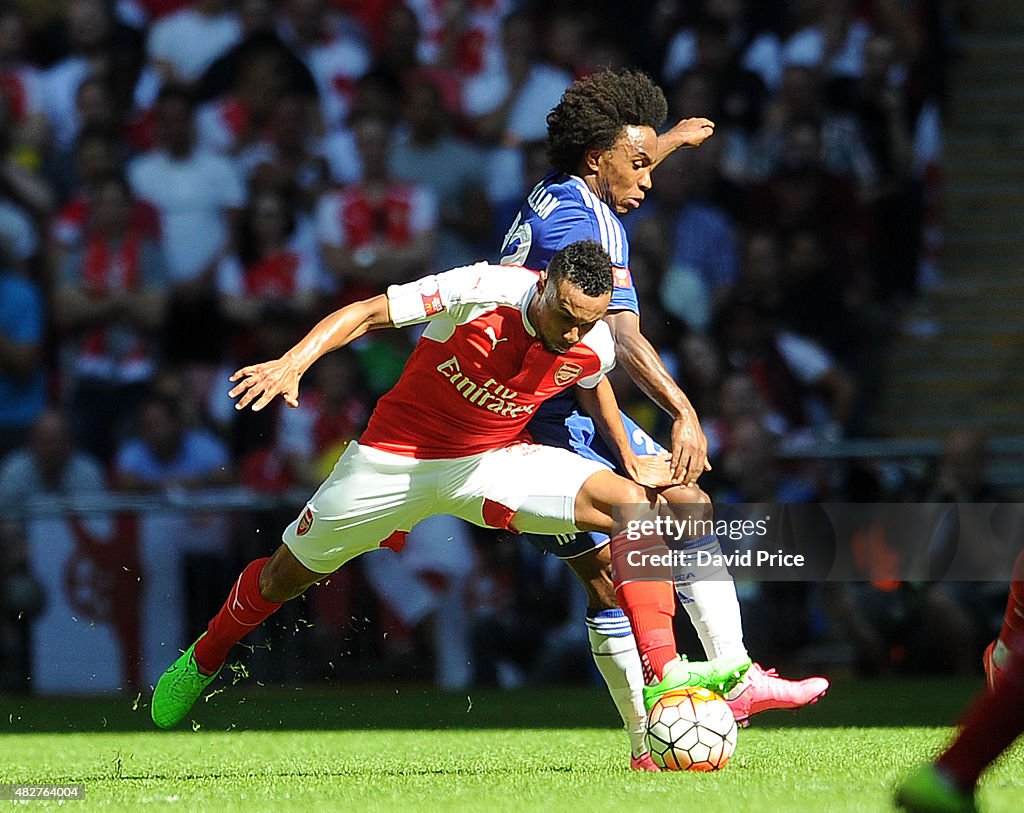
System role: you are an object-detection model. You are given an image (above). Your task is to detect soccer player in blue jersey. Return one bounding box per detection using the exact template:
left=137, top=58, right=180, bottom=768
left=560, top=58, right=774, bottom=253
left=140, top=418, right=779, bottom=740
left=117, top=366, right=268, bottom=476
left=500, top=69, right=828, bottom=770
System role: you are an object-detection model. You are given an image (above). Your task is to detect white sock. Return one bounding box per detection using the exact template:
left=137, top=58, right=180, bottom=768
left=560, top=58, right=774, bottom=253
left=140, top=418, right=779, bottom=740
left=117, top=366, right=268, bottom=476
left=587, top=609, right=648, bottom=758
left=673, top=535, right=749, bottom=661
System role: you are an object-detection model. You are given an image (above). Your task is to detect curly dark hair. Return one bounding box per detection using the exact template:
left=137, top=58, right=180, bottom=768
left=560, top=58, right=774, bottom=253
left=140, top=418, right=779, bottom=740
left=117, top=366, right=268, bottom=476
left=546, top=69, right=668, bottom=174
left=547, top=240, right=612, bottom=297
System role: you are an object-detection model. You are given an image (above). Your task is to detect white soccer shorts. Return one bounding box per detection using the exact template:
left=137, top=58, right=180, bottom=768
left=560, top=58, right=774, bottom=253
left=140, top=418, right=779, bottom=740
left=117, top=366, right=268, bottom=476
left=282, top=440, right=607, bottom=573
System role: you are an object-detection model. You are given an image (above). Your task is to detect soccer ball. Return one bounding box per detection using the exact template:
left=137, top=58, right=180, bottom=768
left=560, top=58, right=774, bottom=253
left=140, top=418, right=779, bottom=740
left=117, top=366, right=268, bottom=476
left=644, top=687, right=738, bottom=771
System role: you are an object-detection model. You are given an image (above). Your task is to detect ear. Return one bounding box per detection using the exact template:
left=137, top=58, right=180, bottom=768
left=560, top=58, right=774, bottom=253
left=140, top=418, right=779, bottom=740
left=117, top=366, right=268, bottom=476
left=536, top=270, right=548, bottom=294
left=583, top=147, right=603, bottom=173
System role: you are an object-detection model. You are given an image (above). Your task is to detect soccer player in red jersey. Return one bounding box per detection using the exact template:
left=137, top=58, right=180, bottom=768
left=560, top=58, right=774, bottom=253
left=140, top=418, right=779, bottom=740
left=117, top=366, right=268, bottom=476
left=150, top=240, right=749, bottom=729
left=897, top=549, right=1024, bottom=812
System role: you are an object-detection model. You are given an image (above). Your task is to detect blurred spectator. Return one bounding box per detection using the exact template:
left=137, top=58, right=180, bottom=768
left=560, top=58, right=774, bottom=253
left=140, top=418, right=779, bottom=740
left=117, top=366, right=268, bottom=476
left=316, top=111, right=436, bottom=394
left=390, top=74, right=491, bottom=270
left=666, top=12, right=769, bottom=143
left=241, top=93, right=330, bottom=214
left=115, top=390, right=234, bottom=639
left=53, top=173, right=168, bottom=463
left=778, top=228, right=856, bottom=360
left=649, top=142, right=741, bottom=332
left=0, top=408, right=106, bottom=509
left=47, top=75, right=122, bottom=198
left=146, top=0, right=241, bottom=86
left=0, top=409, right=104, bottom=691
left=462, top=10, right=571, bottom=203
left=128, top=84, right=244, bottom=366
left=781, top=0, right=872, bottom=80
left=115, top=393, right=232, bottom=492
left=750, top=67, right=877, bottom=187
left=825, top=31, right=923, bottom=302
left=0, top=5, right=49, bottom=168
left=745, top=116, right=864, bottom=287
left=216, top=187, right=322, bottom=357
left=50, top=127, right=157, bottom=257
left=715, top=293, right=858, bottom=440
left=196, top=39, right=297, bottom=157
left=0, top=255, right=45, bottom=459
left=405, top=0, right=510, bottom=77
left=668, top=67, right=751, bottom=188
left=662, top=0, right=784, bottom=92
left=322, top=69, right=404, bottom=185
left=281, top=0, right=371, bottom=131
left=316, top=111, right=436, bottom=300
left=42, top=0, right=144, bottom=154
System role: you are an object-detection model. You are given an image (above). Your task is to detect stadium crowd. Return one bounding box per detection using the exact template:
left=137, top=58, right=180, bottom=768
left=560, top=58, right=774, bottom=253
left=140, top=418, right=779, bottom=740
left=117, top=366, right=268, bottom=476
left=0, top=0, right=966, bottom=690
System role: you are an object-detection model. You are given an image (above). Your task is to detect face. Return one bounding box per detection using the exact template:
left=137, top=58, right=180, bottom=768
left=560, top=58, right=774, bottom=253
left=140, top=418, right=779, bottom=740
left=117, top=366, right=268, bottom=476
left=533, top=276, right=610, bottom=354
left=250, top=193, right=287, bottom=243
left=156, top=97, right=195, bottom=155
left=589, top=125, right=658, bottom=214
left=93, top=180, right=132, bottom=233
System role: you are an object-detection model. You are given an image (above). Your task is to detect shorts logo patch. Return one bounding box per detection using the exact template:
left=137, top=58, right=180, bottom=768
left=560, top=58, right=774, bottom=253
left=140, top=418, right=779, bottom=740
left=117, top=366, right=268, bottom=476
left=613, top=267, right=633, bottom=288
left=296, top=507, right=314, bottom=536
left=418, top=278, right=444, bottom=316
left=554, top=362, right=583, bottom=386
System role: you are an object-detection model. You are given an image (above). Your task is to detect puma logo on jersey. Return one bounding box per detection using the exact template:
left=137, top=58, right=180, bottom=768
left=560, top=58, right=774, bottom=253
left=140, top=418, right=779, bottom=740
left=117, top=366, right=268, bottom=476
left=484, top=325, right=508, bottom=350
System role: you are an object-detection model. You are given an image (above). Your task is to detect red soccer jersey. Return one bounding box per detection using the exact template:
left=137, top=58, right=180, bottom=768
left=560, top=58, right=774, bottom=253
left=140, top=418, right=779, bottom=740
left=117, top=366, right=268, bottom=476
left=359, top=265, right=615, bottom=459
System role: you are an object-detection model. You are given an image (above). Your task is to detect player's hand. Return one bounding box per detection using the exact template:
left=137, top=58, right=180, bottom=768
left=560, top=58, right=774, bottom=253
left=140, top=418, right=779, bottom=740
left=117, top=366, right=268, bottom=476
left=670, top=413, right=710, bottom=486
left=229, top=357, right=303, bottom=412
left=667, top=117, right=715, bottom=148
left=625, top=452, right=676, bottom=489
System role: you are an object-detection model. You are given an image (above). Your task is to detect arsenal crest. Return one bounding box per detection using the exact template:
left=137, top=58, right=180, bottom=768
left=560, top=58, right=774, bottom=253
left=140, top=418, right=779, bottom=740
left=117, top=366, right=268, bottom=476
left=296, top=507, right=314, bottom=536
left=554, top=362, right=583, bottom=386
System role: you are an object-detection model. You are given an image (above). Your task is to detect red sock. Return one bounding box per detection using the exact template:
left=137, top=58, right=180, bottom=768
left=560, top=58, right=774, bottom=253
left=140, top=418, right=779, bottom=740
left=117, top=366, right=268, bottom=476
left=614, top=579, right=677, bottom=684
left=995, top=550, right=1024, bottom=650
left=938, top=642, right=1024, bottom=790
left=609, top=528, right=677, bottom=684
left=193, top=558, right=283, bottom=674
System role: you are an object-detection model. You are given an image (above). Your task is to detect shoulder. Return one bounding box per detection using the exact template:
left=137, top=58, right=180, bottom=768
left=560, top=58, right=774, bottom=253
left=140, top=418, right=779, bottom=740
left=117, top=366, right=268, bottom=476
left=580, top=319, right=615, bottom=364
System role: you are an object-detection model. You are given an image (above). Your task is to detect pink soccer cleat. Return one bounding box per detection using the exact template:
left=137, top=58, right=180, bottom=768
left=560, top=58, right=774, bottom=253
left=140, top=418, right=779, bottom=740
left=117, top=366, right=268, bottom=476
left=725, top=663, right=829, bottom=725
left=630, top=752, right=660, bottom=772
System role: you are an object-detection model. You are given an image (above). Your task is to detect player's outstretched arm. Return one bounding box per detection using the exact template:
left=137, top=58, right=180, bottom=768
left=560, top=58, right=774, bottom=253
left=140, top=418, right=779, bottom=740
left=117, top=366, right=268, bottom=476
left=604, top=310, right=709, bottom=485
left=574, top=378, right=674, bottom=489
left=652, top=117, right=715, bottom=169
left=229, top=294, right=392, bottom=412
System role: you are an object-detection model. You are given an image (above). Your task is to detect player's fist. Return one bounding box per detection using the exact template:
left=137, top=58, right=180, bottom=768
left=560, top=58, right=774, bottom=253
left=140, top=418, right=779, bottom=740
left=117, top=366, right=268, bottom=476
left=669, top=117, right=716, bottom=148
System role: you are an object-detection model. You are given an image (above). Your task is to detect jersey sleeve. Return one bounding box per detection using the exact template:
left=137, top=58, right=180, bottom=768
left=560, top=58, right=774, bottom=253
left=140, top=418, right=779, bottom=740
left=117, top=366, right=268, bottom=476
left=576, top=321, right=616, bottom=389
left=384, top=265, right=477, bottom=328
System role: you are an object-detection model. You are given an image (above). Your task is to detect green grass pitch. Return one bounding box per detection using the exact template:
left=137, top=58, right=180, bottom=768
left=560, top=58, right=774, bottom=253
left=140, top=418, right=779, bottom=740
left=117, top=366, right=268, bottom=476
left=2, top=679, right=1022, bottom=811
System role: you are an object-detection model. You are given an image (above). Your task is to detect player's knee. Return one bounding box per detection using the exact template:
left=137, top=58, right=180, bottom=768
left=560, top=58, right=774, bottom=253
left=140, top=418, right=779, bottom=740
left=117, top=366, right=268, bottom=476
left=663, top=485, right=711, bottom=506
left=617, top=478, right=650, bottom=505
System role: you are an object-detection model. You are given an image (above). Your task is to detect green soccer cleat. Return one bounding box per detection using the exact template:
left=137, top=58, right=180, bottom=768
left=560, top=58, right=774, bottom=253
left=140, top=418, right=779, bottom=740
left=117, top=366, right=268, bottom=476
left=642, top=655, right=751, bottom=712
left=895, top=764, right=978, bottom=813
left=151, top=636, right=221, bottom=729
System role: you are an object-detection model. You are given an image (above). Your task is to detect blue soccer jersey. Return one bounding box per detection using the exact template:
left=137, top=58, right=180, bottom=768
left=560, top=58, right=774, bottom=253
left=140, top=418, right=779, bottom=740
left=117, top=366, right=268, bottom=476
left=499, top=173, right=664, bottom=558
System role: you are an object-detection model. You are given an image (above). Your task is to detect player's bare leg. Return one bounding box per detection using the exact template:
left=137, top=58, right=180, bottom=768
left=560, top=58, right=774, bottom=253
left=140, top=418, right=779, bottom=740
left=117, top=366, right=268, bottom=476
left=563, top=546, right=655, bottom=770
left=152, top=545, right=322, bottom=729
left=658, top=484, right=829, bottom=725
